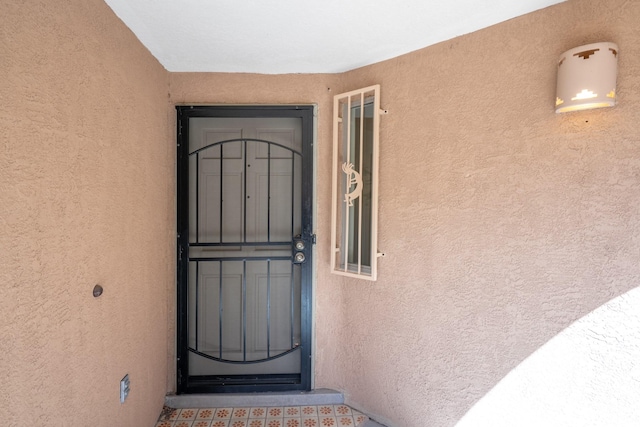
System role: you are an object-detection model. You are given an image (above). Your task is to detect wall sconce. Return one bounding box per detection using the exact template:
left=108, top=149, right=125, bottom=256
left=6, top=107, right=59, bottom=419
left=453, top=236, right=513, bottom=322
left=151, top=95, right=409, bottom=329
left=555, top=42, right=618, bottom=113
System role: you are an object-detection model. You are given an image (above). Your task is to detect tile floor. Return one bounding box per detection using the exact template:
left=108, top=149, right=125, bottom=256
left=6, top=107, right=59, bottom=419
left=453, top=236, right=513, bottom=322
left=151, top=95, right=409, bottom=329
left=155, top=405, right=369, bottom=427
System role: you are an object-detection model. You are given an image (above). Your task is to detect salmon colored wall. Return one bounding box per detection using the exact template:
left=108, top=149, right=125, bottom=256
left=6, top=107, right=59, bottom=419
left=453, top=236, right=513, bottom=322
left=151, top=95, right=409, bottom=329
left=4, top=0, right=640, bottom=426
left=333, top=0, right=640, bottom=426
left=0, top=1, right=172, bottom=426
left=175, top=1, right=640, bottom=426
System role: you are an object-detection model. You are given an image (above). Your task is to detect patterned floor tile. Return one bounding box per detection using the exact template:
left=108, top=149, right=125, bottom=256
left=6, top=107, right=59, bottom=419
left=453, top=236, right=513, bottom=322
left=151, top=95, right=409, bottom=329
left=266, top=407, right=284, bottom=418
left=197, top=409, right=216, bottom=420
left=232, top=408, right=250, bottom=419
left=300, top=407, right=317, bottom=417
left=284, top=418, right=302, bottom=427
left=249, top=407, right=268, bottom=418
left=160, top=406, right=181, bottom=422
left=353, top=412, right=367, bottom=427
left=334, top=406, right=352, bottom=416
left=318, top=406, right=335, bottom=417
left=284, top=406, right=301, bottom=417
left=319, top=416, right=337, bottom=427
left=178, top=409, right=198, bottom=420
left=301, top=417, right=319, bottom=427
left=337, top=416, right=355, bottom=426
left=214, top=408, right=234, bottom=420
left=157, top=405, right=367, bottom=427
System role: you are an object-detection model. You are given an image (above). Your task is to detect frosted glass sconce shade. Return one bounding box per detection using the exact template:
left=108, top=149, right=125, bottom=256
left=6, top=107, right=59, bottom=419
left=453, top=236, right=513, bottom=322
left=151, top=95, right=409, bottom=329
left=555, top=42, right=618, bottom=113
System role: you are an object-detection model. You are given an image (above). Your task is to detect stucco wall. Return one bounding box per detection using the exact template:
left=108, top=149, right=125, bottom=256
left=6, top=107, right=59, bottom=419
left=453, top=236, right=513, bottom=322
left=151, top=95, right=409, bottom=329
left=169, top=1, right=640, bottom=426
left=0, top=1, right=172, bottom=426
left=6, top=0, right=637, bottom=426
left=334, top=0, right=640, bottom=426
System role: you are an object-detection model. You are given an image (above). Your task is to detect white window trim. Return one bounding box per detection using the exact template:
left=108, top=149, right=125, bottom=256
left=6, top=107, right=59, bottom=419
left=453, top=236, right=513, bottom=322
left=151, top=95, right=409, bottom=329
left=330, top=84, right=383, bottom=281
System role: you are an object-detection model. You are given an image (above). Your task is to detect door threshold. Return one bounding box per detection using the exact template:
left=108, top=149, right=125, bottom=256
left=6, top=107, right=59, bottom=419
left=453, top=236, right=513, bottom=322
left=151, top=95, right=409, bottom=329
left=165, top=388, right=343, bottom=409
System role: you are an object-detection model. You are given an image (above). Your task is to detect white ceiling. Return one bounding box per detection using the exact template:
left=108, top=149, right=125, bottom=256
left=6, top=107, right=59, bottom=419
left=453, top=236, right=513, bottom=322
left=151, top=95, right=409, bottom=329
left=104, top=0, right=564, bottom=74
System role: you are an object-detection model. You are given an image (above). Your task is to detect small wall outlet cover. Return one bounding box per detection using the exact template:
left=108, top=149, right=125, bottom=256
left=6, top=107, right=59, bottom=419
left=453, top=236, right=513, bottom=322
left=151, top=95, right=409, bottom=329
left=120, top=374, right=130, bottom=403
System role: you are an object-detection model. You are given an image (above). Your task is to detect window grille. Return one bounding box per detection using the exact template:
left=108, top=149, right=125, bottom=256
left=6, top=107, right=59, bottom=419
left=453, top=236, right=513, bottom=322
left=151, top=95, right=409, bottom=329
left=331, top=85, right=383, bottom=280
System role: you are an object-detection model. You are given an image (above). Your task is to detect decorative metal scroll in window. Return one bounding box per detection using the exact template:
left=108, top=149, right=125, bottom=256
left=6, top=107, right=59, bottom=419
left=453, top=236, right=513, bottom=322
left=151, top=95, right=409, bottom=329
left=331, top=85, right=384, bottom=280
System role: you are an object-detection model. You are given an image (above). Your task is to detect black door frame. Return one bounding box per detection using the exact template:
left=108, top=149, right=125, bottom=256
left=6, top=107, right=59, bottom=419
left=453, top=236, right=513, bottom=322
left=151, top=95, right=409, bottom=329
left=176, top=105, right=314, bottom=394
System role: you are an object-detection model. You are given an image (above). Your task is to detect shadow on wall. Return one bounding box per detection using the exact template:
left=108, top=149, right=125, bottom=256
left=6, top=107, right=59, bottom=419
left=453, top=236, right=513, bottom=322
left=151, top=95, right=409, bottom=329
left=457, top=286, right=640, bottom=427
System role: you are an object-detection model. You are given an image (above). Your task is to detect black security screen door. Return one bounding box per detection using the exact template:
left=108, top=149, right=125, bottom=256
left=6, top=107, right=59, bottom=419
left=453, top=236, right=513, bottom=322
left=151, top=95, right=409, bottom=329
left=176, top=106, right=314, bottom=393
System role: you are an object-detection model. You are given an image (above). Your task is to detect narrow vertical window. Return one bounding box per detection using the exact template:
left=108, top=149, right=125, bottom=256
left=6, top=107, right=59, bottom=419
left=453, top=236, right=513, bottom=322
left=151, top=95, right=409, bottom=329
left=331, top=85, right=382, bottom=280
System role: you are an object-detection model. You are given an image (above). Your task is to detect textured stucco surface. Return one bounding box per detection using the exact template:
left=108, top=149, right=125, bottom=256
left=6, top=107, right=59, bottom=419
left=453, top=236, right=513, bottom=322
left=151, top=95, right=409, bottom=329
left=0, top=1, right=173, bottom=425
left=456, top=286, right=640, bottom=426
left=4, top=0, right=639, bottom=426
left=334, top=0, right=640, bottom=426
left=170, top=1, right=640, bottom=426
left=171, top=2, right=640, bottom=423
